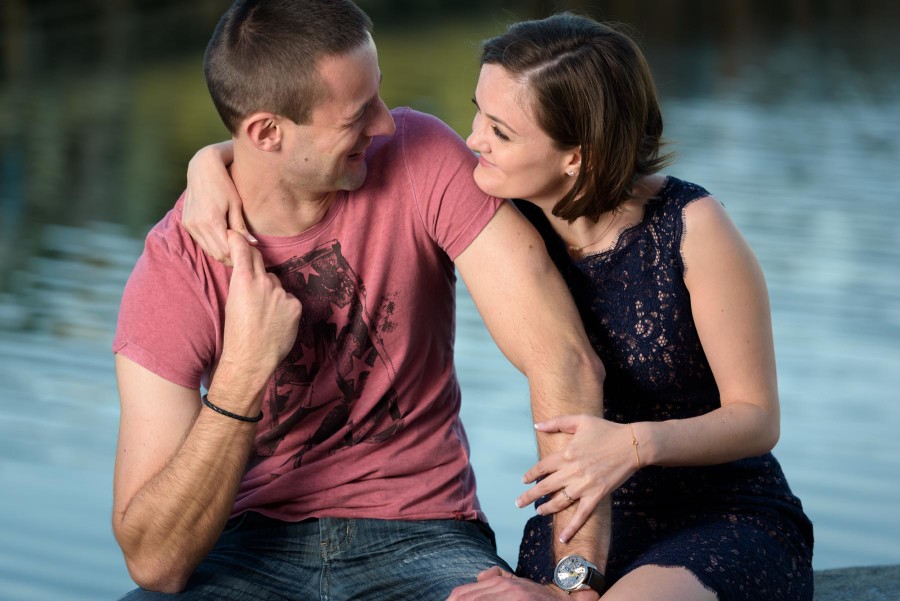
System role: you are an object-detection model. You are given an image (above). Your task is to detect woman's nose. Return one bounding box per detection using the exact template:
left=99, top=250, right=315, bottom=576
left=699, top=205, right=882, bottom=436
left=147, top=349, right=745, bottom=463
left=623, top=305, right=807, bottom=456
left=466, top=121, right=486, bottom=153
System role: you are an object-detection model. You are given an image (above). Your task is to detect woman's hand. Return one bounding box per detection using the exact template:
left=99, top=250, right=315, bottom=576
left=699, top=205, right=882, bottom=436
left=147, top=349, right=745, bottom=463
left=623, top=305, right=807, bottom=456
left=183, top=141, right=255, bottom=265
left=517, top=415, right=640, bottom=544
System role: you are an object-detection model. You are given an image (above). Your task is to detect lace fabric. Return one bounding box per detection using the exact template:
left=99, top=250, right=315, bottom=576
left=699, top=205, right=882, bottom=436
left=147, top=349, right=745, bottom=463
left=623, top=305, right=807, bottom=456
left=513, top=178, right=813, bottom=601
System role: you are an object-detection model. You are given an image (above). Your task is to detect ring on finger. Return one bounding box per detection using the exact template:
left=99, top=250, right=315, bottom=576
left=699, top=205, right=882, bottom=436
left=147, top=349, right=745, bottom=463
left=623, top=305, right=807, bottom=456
left=562, top=488, right=574, bottom=503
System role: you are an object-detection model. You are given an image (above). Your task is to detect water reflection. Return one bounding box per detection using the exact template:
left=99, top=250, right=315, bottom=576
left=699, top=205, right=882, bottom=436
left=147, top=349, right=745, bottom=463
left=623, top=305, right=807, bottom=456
left=2, top=2, right=899, bottom=599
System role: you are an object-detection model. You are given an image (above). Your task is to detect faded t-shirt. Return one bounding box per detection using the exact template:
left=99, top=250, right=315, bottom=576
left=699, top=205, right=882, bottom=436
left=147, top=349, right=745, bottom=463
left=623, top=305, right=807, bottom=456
left=113, top=108, right=503, bottom=523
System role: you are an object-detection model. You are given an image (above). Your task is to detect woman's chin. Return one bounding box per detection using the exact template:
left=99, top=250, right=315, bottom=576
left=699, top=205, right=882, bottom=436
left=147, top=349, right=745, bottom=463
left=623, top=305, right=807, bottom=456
left=473, top=168, right=505, bottom=199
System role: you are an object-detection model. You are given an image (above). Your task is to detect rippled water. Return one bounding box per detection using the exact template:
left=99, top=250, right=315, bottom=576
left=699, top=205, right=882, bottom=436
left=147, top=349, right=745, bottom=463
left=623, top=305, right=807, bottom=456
left=2, top=4, right=899, bottom=599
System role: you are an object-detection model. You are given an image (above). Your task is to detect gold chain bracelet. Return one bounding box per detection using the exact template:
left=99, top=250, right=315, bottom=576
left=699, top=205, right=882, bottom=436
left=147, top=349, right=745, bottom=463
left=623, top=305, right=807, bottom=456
left=628, top=423, right=642, bottom=470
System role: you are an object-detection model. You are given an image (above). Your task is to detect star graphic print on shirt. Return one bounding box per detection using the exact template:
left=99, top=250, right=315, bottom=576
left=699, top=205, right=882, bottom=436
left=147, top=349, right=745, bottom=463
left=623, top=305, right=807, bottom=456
left=253, top=240, right=405, bottom=476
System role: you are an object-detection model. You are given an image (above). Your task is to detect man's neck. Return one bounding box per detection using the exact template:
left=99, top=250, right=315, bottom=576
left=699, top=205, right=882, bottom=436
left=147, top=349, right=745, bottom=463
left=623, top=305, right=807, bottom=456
left=230, top=157, right=336, bottom=237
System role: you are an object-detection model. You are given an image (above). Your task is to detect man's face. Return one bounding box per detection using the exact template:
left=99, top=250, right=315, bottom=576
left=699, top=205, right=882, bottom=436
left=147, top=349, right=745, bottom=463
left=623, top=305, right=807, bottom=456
left=283, top=37, right=396, bottom=197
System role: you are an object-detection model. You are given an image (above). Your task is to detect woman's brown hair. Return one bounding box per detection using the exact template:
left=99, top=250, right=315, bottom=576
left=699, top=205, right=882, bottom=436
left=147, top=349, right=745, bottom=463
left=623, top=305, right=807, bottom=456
left=481, top=13, right=672, bottom=222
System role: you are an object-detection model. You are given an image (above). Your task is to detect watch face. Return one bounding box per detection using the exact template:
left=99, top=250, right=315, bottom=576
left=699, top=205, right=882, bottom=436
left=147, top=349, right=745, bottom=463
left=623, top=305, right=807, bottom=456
left=554, top=555, right=588, bottom=590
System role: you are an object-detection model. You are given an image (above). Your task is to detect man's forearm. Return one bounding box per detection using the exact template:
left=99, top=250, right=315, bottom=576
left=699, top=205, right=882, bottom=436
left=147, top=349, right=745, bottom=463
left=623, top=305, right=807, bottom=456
left=529, top=347, right=609, bottom=571
left=115, top=382, right=260, bottom=593
left=452, top=203, right=609, bottom=570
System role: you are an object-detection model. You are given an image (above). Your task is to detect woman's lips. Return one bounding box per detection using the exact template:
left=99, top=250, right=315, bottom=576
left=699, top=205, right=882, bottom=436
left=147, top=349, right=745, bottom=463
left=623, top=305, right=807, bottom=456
left=478, top=154, right=494, bottom=168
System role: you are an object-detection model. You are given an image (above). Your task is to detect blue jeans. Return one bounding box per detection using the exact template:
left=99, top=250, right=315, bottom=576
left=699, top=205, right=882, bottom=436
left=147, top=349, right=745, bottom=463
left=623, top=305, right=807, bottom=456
left=119, top=512, right=510, bottom=600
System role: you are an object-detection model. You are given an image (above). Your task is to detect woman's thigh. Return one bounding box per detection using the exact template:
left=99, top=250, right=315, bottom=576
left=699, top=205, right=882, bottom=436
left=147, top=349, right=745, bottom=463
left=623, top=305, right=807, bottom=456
left=602, top=565, right=718, bottom=601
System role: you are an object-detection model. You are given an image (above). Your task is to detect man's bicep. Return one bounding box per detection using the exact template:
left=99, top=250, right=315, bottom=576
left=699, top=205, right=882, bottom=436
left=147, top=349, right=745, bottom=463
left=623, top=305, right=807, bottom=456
left=455, top=202, right=581, bottom=374
left=113, top=354, right=200, bottom=522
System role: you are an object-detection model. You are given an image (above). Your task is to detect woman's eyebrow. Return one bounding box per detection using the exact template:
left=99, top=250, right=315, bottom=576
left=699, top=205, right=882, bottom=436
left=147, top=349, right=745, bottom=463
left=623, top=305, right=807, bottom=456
left=471, top=97, right=519, bottom=135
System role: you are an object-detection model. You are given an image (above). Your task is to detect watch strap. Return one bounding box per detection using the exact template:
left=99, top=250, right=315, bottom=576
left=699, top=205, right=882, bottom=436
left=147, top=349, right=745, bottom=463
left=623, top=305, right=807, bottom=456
left=583, top=566, right=606, bottom=593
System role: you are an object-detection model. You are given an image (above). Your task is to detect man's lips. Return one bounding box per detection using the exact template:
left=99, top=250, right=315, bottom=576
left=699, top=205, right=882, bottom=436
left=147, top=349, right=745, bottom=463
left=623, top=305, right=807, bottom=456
left=348, top=142, right=371, bottom=160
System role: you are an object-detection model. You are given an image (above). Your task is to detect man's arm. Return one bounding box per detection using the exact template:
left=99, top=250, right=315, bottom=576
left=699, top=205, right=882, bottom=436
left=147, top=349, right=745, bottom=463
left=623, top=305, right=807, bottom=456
left=112, top=358, right=261, bottom=592
left=455, top=202, right=609, bottom=582
left=112, top=233, right=300, bottom=593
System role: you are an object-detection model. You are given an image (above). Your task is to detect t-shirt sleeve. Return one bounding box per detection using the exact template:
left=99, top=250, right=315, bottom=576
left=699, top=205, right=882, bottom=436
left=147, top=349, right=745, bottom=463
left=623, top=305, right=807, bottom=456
left=399, top=110, right=504, bottom=261
left=112, top=221, right=218, bottom=390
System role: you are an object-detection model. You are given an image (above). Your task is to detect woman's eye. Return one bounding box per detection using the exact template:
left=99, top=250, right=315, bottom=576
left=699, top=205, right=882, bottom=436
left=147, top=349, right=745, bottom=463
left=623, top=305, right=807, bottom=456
left=492, top=126, right=510, bottom=141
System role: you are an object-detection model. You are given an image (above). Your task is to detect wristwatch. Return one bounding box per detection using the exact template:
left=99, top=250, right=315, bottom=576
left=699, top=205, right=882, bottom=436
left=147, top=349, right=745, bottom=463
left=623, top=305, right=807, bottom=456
left=553, top=554, right=606, bottom=594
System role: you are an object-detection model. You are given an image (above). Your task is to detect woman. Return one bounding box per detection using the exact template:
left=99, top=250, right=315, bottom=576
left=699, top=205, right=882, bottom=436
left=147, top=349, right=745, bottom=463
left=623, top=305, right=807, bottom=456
left=183, top=13, right=813, bottom=601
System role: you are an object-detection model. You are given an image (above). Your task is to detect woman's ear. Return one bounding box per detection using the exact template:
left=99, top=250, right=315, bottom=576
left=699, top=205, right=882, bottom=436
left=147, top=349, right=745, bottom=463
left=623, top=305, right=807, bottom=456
left=563, top=146, right=583, bottom=177
left=242, top=113, right=282, bottom=151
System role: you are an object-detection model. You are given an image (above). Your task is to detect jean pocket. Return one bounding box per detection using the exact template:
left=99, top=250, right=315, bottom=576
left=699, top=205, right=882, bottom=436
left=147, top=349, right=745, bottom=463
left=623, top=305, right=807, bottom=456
left=221, top=511, right=252, bottom=535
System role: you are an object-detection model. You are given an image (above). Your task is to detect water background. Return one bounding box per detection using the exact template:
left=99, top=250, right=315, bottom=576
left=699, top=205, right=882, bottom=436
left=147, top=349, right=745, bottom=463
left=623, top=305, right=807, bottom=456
left=1, top=1, right=899, bottom=599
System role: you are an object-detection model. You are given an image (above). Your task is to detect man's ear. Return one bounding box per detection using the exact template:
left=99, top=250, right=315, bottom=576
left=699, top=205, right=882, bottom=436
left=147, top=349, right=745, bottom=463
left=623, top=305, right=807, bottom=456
left=242, top=112, right=282, bottom=151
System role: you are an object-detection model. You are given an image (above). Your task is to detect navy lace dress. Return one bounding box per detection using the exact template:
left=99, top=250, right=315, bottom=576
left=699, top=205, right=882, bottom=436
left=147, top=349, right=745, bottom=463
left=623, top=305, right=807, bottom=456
left=514, top=177, right=814, bottom=601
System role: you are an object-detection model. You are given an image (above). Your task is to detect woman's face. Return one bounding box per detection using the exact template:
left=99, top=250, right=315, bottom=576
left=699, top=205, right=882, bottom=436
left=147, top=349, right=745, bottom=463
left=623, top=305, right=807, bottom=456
left=466, top=64, right=579, bottom=206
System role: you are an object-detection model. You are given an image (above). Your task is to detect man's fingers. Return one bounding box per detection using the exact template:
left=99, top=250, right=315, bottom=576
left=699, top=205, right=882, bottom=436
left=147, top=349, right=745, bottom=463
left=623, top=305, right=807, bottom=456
left=227, top=230, right=254, bottom=273
left=476, top=566, right=514, bottom=582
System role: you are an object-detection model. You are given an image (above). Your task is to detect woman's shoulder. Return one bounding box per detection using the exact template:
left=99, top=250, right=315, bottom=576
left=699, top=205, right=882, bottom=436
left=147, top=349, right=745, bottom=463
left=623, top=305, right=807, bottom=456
left=653, top=175, right=712, bottom=209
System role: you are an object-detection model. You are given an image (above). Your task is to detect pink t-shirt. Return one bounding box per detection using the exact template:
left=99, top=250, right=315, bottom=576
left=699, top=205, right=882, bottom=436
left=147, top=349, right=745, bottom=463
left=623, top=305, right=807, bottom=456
left=114, top=108, right=503, bottom=523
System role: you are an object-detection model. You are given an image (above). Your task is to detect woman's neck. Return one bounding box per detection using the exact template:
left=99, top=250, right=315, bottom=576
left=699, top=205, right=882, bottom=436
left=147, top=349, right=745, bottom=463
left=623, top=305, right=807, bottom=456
left=544, top=174, right=667, bottom=258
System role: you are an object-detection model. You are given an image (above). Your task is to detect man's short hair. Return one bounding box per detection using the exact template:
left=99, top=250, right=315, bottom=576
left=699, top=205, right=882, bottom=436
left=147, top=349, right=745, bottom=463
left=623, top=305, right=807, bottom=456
left=204, top=0, right=373, bottom=134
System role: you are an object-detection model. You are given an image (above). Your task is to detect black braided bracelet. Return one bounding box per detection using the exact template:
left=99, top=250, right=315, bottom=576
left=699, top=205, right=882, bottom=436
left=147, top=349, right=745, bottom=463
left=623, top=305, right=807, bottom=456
left=202, top=394, right=263, bottom=423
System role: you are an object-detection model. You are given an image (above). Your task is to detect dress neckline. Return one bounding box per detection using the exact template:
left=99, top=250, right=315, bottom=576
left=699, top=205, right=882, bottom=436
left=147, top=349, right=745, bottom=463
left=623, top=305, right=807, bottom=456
left=573, top=176, right=672, bottom=263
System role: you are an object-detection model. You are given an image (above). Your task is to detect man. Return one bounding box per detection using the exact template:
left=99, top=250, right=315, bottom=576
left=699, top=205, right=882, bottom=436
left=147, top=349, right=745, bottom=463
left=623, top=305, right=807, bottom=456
left=112, top=1, right=606, bottom=599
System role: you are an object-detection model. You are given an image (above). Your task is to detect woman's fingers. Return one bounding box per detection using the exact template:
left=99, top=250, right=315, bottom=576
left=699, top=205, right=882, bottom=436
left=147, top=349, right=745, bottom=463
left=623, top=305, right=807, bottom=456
left=211, top=217, right=233, bottom=264
left=535, top=489, right=578, bottom=517
left=518, top=456, right=559, bottom=501
left=534, top=414, right=587, bottom=434
left=522, top=452, right=563, bottom=485
left=183, top=208, right=230, bottom=264
left=227, top=198, right=257, bottom=246
left=556, top=494, right=601, bottom=543
left=517, top=468, right=569, bottom=508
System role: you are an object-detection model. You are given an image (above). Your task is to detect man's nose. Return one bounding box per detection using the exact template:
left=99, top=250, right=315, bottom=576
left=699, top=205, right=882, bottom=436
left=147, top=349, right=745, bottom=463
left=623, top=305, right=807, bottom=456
left=367, top=97, right=396, bottom=138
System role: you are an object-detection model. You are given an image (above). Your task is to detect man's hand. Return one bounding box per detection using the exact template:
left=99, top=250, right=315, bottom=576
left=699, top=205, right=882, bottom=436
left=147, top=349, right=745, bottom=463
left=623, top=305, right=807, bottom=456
left=213, top=231, right=301, bottom=407
left=447, top=567, right=599, bottom=601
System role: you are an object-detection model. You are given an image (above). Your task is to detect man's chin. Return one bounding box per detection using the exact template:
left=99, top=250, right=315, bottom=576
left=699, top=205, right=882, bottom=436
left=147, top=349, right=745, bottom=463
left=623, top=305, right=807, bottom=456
left=339, top=164, right=368, bottom=192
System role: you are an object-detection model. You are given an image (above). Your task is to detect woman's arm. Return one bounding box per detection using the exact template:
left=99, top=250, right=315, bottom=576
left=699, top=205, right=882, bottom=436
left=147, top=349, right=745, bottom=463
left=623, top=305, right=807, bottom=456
left=182, top=140, right=255, bottom=264
left=637, top=194, right=780, bottom=466
left=517, top=195, right=780, bottom=536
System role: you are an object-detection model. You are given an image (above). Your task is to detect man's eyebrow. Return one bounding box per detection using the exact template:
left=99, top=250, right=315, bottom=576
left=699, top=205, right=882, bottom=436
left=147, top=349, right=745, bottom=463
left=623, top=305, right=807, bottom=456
left=471, top=96, right=519, bottom=136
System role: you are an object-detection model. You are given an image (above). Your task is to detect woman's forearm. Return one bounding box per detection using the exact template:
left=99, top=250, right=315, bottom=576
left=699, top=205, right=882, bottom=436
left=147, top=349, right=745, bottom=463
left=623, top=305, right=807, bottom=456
left=636, top=400, right=779, bottom=468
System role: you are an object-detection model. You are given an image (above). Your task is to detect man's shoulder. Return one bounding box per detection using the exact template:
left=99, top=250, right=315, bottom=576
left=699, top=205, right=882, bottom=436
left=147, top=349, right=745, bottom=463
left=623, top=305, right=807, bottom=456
left=372, top=107, right=474, bottom=174
left=129, top=194, right=223, bottom=294
left=141, top=194, right=205, bottom=265
left=390, top=107, right=460, bottom=141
